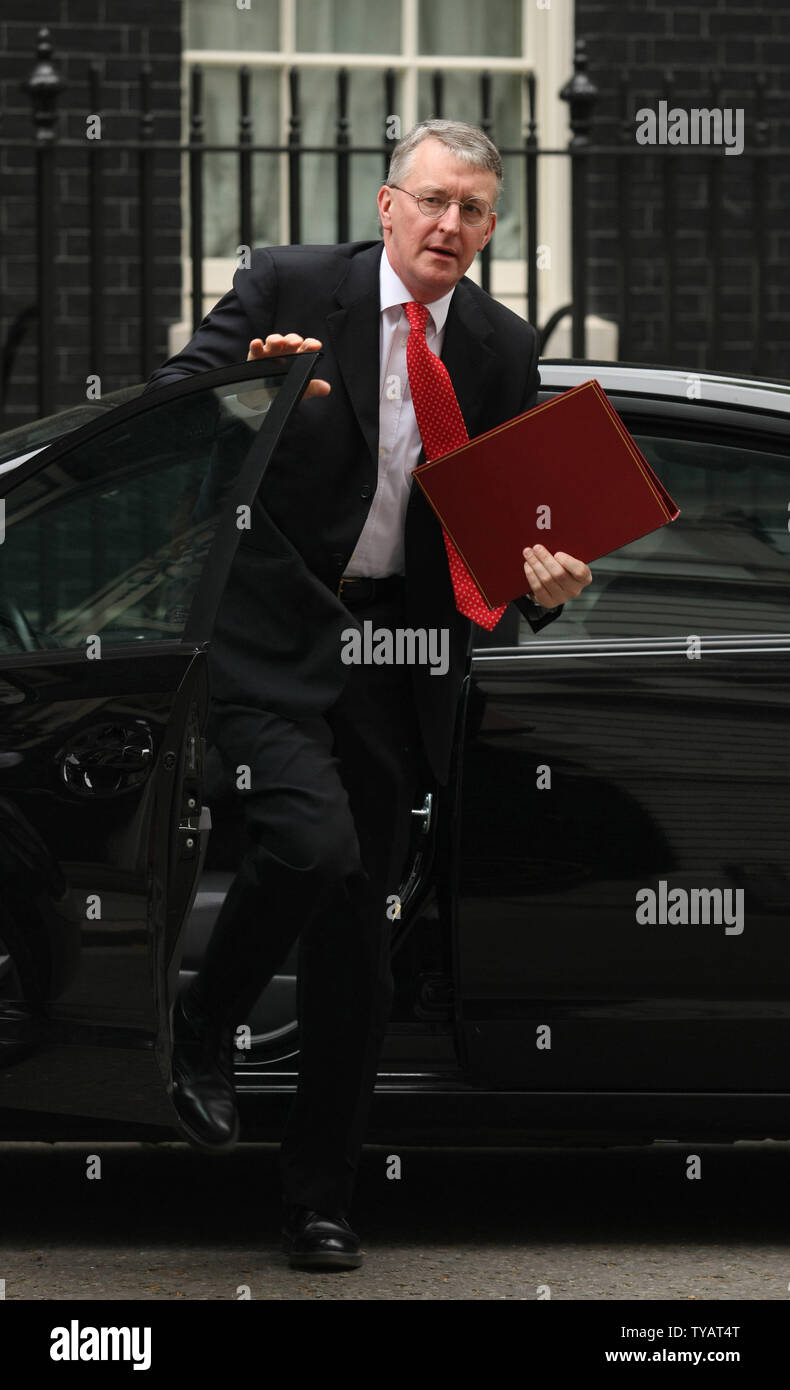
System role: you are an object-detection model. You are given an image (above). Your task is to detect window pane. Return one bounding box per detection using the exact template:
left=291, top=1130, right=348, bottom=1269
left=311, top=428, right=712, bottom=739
left=186, top=0, right=280, bottom=50
left=192, top=63, right=395, bottom=252
left=296, top=0, right=402, bottom=53
left=514, top=431, right=790, bottom=642
left=199, top=67, right=281, bottom=256
left=0, top=376, right=287, bottom=653
left=296, top=67, right=394, bottom=243
left=419, top=0, right=520, bottom=57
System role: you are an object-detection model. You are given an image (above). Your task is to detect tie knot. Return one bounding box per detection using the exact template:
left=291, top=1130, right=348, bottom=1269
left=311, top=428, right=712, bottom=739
left=403, top=301, right=430, bottom=334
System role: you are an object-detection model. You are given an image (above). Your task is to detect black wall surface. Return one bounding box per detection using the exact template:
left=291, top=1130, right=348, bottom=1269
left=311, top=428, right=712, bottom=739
left=0, top=0, right=182, bottom=425
left=574, top=0, right=789, bottom=378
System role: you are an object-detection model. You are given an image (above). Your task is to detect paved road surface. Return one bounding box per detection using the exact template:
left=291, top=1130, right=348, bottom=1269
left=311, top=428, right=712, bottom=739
left=1, top=1140, right=788, bottom=1299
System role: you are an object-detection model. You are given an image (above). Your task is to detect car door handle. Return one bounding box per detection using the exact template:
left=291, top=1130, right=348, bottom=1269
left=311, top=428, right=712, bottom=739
left=58, top=721, right=154, bottom=797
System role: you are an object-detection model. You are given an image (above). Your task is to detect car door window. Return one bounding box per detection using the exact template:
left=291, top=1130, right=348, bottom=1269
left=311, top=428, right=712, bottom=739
left=0, top=373, right=287, bottom=655
left=506, top=428, right=790, bottom=642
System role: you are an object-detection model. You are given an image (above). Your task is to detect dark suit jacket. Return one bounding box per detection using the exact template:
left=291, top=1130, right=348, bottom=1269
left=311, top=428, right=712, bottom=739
left=144, top=239, right=561, bottom=785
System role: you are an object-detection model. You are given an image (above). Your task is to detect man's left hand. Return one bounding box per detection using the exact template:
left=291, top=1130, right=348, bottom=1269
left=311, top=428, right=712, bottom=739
left=522, top=544, right=592, bottom=607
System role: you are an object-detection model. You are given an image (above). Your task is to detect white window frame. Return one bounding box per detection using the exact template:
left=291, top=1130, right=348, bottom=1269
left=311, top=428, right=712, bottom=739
left=174, top=0, right=607, bottom=358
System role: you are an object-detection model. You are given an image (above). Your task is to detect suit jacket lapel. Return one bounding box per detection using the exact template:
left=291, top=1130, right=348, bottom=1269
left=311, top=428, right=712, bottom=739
left=440, top=275, right=501, bottom=438
left=325, top=242, right=383, bottom=471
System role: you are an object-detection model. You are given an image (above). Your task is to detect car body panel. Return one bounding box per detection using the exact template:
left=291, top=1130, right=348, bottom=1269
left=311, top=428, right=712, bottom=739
left=456, top=366, right=790, bottom=1097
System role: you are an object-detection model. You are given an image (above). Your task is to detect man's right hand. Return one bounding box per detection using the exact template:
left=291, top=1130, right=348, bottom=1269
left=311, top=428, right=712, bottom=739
left=245, top=334, right=331, bottom=401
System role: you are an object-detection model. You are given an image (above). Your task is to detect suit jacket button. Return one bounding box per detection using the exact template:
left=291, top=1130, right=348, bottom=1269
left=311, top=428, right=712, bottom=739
left=332, top=553, right=343, bottom=566
left=360, top=485, right=372, bottom=500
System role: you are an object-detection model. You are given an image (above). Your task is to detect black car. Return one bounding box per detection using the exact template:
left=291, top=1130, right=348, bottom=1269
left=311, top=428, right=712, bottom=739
left=1, top=355, right=788, bottom=1147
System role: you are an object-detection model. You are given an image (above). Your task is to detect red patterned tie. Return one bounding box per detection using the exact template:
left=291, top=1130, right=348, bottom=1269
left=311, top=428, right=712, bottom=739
left=403, top=301, right=507, bottom=631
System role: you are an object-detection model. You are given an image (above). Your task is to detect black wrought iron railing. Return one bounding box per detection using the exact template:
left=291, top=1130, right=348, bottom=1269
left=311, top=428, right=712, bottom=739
left=0, top=29, right=784, bottom=423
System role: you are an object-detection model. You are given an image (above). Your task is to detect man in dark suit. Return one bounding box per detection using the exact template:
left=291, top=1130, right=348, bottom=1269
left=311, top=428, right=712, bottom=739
left=144, top=119, right=592, bottom=1270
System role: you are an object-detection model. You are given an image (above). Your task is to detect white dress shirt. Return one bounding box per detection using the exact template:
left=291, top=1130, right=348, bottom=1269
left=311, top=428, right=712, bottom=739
left=342, top=245, right=456, bottom=579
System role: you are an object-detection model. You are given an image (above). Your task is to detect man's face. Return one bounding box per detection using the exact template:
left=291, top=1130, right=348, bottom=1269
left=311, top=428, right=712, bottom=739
left=377, top=137, right=498, bottom=303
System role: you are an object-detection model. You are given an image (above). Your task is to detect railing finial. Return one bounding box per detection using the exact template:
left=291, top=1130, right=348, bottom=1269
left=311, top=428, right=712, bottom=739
left=25, top=27, right=64, bottom=143
left=559, top=37, right=598, bottom=147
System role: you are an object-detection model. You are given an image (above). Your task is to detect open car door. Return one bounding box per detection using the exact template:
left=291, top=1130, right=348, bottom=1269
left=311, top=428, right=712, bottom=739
left=0, top=354, right=318, bottom=1134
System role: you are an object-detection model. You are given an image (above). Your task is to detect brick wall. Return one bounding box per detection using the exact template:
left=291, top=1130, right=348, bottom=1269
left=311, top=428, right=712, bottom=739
left=574, top=0, right=789, bottom=378
left=0, top=0, right=182, bottom=426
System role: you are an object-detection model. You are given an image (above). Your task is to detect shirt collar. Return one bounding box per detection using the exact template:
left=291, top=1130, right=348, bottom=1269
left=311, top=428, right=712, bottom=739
left=379, top=243, right=455, bottom=334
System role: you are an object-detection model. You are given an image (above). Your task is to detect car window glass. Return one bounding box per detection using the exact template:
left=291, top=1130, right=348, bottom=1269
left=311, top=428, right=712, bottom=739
left=506, top=430, right=790, bottom=642
left=0, top=376, right=283, bottom=655
left=0, top=387, right=144, bottom=470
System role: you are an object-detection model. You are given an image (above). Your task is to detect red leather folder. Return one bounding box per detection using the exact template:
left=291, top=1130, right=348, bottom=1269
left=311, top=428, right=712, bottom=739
left=412, top=377, right=680, bottom=609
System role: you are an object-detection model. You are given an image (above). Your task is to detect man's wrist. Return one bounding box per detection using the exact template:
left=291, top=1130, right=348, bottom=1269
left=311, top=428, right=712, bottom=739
left=521, top=591, right=562, bottom=615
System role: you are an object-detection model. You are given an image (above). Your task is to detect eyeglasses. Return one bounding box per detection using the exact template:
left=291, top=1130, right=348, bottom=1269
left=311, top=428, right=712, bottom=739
left=387, top=184, right=493, bottom=228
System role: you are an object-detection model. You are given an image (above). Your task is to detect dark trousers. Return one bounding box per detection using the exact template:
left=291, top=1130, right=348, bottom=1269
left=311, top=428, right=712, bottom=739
left=194, top=590, right=426, bottom=1216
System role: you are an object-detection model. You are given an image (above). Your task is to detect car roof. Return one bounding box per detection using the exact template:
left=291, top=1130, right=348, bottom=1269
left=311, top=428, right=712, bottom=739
left=540, top=360, right=790, bottom=415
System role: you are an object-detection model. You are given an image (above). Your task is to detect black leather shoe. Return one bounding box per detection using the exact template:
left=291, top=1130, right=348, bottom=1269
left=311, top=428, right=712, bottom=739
left=171, top=988, right=240, bottom=1154
left=281, top=1205, right=363, bottom=1270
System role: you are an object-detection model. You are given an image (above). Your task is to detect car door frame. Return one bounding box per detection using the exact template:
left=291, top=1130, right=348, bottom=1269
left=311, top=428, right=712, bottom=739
left=0, top=352, right=321, bottom=1134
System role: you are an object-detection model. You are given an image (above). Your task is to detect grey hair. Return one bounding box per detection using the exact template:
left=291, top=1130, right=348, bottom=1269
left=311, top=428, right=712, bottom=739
left=386, top=119, right=503, bottom=204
